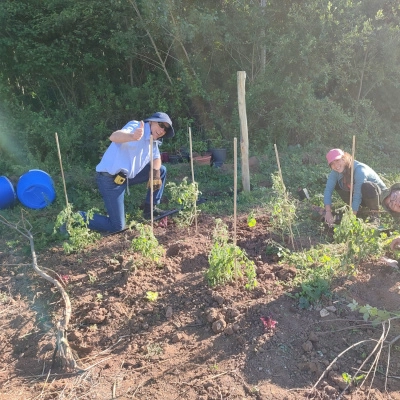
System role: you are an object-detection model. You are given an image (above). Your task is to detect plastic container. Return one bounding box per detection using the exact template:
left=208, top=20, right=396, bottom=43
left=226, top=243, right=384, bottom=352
left=17, top=169, right=56, bottom=209
left=0, top=176, right=16, bottom=209
left=210, top=148, right=227, bottom=166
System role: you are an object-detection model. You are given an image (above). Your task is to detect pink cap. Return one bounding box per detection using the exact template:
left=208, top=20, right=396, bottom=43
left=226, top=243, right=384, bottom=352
left=326, top=148, right=344, bottom=165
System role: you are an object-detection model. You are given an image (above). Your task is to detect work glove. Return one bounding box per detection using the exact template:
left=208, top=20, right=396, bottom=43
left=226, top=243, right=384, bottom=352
left=147, top=168, right=162, bottom=191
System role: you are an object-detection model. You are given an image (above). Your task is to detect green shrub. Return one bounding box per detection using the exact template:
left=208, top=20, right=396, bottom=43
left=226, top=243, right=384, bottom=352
left=54, top=204, right=100, bottom=254
left=206, top=219, right=257, bottom=290
left=130, top=223, right=164, bottom=265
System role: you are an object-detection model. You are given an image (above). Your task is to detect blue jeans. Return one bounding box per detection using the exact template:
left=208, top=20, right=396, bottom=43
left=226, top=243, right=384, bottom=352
left=85, top=164, right=166, bottom=233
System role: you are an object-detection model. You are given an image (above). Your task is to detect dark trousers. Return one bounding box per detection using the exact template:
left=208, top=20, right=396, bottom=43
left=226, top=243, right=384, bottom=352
left=335, top=181, right=381, bottom=211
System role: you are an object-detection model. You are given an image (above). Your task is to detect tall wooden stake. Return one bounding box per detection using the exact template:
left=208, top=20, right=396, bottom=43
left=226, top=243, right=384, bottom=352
left=55, top=132, right=69, bottom=207
left=237, top=71, right=250, bottom=192
left=233, top=137, right=237, bottom=247
left=188, top=127, right=198, bottom=232
left=349, top=136, right=356, bottom=210
left=150, top=136, right=154, bottom=232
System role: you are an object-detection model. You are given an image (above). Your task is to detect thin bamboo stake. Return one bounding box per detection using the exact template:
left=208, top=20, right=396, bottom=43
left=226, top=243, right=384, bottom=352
left=237, top=71, right=250, bottom=192
left=349, top=136, right=356, bottom=210
left=188, top=127, right=198, bottom=232
left=274, top=144, right=294, bottom=249
left=55, top=132, right=69, bottom=207
left=150, top=136, right=154, bottom=232
left=274, top=144, right=286, bottom=192
left=233, top=138, right=237, bottom=247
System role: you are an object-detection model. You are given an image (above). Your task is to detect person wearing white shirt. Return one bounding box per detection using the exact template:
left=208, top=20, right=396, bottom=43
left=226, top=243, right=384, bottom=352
left=82, top=112, right=175, bottom=233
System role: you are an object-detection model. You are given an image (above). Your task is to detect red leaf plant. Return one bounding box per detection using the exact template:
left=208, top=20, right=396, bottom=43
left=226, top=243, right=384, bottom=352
left=260, top=316, right=277, bottom=331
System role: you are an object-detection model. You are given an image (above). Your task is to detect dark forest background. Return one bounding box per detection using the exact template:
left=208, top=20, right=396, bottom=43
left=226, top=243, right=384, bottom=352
left=1, top=0, right=400, bottom=174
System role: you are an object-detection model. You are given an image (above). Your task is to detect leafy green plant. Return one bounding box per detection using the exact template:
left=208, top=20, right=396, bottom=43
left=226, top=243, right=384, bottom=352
left=54, top=204, right=100, bottom=254
left=283, top=244, right=342, bottom=307
left=342, top=372, right=365, bottom=385
left=87, top=273, right=97, bottom=284
left=130, top=223, right=164, bottom=265
left=146, top=343, right=163, bottom=358
left=145, top=291, right=159, bottom=302
left=268, top=173, right=297, bottom=242
left=333, top=209, right=384, bottom=270
left=348, top=300, right=393, bottom=325
left=167, top=177, right=201, bottom=227
left=247, top=211, right=257, bottom=228
left=206, top=219, right=257, bottom=290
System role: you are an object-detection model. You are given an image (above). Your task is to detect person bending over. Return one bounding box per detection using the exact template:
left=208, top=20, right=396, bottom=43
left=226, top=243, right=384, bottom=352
left=323, top=148, right=386, bottom=226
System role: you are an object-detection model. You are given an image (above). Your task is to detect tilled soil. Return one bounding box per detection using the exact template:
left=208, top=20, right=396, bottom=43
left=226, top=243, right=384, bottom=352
left=0, top=212, right=399, bottom=399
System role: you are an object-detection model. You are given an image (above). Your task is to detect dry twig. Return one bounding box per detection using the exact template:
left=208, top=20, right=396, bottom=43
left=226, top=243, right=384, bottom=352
left=0, top=214, right=83, bottom=372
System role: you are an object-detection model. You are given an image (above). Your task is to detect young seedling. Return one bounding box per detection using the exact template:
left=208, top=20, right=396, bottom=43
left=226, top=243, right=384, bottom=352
left=145, top=291, right=159, bottom=302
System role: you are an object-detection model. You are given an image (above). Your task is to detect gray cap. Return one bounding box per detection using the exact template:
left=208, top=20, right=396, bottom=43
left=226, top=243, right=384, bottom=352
left=144, top=112, right=175, bottom=139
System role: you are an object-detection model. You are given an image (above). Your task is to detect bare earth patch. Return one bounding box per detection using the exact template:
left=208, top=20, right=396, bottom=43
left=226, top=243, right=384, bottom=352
left=0, top=213, right=399, bottom=399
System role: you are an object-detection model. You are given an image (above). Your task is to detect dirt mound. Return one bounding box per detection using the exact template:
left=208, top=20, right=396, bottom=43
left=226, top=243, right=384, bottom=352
left=0, top=213, right=399, bottom=399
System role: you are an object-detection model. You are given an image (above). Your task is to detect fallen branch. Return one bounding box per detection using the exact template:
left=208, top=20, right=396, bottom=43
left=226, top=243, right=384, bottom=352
left=0, top=214, right=83, bottom=372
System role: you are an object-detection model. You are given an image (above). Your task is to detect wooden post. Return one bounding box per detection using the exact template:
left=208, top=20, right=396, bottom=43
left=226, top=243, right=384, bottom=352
left=233, top=137, right=237, bottom=247
left=150, top=136, right=154, bottom=232
left=237, top=71, right=250, bottom=192
left=188, top=127, right=198, bottom=232
left=260, top=0, right=266, bottom=74
left=55, top=132, right=69, bottom=207
left=349, top=136, right=356, bottom=209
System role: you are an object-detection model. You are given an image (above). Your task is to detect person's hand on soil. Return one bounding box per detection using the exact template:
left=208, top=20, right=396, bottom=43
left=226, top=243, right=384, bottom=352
left=324, top=210, right=335, bottom=226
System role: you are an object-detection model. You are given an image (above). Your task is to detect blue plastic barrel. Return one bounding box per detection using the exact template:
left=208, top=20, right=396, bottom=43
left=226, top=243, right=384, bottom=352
left=0, top=176, right=16, bottom=209
left=17, top=169, right=56, bottom=209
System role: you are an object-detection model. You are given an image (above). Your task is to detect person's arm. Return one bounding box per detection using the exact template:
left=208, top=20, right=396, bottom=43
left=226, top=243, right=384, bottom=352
left=153, top=158, right=161, bottom=170
left=323, top=171, right=337, bottom=225
left=110, top=121, right=144, bottom=143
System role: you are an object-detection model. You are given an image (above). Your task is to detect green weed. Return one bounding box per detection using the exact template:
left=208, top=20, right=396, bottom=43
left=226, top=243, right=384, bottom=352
left=87, top=273, right=97, bottom=284
left=145, top=291, right=159, bottom=302
left=348, top=300, right=394, bottom=325
left=146, top=343, right=163, bottom=358
left=205, top=219, right=257, bottom=290
left=283, top=244, right=342, bottom=307
left=333, top=209, right=384, bottom=270
left=342, top=372, right=365, bottom=385
left=130, top=223, right=164, bottom=265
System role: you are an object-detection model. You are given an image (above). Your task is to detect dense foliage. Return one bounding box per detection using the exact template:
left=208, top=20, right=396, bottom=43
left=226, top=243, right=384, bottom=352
left=1, top=0, right=400, bottom=172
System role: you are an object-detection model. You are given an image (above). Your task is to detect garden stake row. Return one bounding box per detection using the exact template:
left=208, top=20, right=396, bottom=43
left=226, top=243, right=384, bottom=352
left=274, top=143, right=295, bottom=249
